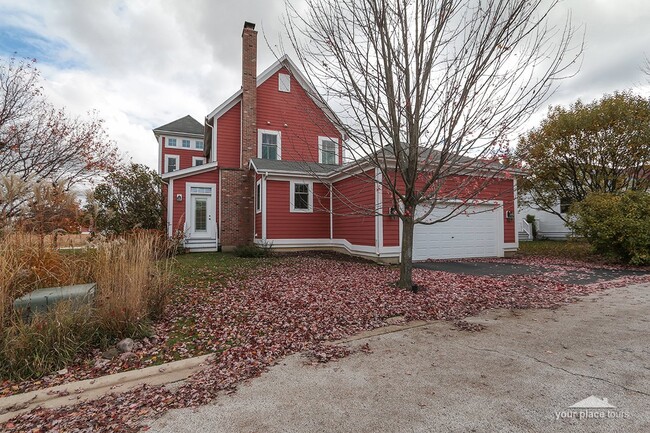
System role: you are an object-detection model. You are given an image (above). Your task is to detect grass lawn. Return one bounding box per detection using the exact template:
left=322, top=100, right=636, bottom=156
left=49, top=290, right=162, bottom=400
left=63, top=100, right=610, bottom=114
left=172, top=252, right=275, bottom=287
left=517, top=239, right=600, bottom=261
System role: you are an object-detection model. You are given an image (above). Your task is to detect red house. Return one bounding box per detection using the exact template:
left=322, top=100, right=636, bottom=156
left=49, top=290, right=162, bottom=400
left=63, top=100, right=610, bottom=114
left=153, top=22, right=519, bottom=262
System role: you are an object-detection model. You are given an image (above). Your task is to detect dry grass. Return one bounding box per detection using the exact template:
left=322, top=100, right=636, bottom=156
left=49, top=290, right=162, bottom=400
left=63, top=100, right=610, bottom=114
left=0, top=232, right=91, bottom=326
left=0, top=230, right=173, bottom=379
left=92, top=232, right=172, bottom=337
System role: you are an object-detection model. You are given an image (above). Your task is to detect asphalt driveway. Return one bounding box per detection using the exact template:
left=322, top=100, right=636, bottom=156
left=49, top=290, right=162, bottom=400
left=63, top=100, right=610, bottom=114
left=149, top=282, right=650, bottom=433
left=414, top=260, right=649, bottom=285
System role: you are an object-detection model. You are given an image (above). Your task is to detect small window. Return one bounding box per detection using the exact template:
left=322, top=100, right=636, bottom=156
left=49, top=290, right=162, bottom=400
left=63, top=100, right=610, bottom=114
left=559, top=197, right=573, bottom=214
left=195, top=140, right=204, bottom=150
left=182, top=139, right=191, bottom=148
left=192, top=156, right=205, bottom=167
left=255, top=180, right=262, bottom=213
left=167, top=138, right=177, bottom=147
left=258, top=130, right=281, bottom=160
left=165, top=155, right=179, bottom=173
left=290, top=181, right=312, bottom=212
left=190, top=186, right=212, bottom=194
left=279, top=73, right=291, bottom=92
left=319, top=137, right=338, bottom=165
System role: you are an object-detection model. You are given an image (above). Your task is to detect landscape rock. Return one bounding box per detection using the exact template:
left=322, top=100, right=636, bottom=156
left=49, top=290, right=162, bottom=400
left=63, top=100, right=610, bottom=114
left=116, top=338, right=135, bottom=353
left=101, top=347, right=119, bottom=360
left=119, top=351, right=137, bottom=361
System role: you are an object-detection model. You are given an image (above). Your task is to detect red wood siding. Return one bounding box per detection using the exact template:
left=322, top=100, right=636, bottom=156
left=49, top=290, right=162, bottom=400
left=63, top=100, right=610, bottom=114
left=161, top=139, right=205, bottom=174
left=217, top=101, right=242, bottom=168
left=265, top=180, right=330, bottom=239
left=332, top=172, right=376, bottom=246
left=170, top=170, right=219, bottom=234
left=257, top=68, right=342, bottom=164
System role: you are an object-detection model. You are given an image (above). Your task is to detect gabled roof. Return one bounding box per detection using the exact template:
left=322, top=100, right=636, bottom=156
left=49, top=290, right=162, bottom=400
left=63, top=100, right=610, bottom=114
left=153, top=115, right=204, bottom=136
left=206, top=55, right=344, bottom=136
left=250, top=158, right=337, bottom=175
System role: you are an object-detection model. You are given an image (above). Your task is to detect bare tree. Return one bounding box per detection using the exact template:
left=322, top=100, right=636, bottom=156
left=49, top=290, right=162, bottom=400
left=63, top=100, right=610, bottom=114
left=0, top=57, right=120, bottom=224
left=285, top=0, right=581, bottom=289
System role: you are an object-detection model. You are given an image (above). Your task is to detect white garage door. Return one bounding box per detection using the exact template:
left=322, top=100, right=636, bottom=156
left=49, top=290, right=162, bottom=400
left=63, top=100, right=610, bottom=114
left=412, top=204, right=500, bottom=261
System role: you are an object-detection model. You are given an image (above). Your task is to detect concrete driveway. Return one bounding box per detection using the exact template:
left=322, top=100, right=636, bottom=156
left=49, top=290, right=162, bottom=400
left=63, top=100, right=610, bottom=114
left=149, top=283, right=650, bottom=433
left=414, top=260, right=649, bottom=285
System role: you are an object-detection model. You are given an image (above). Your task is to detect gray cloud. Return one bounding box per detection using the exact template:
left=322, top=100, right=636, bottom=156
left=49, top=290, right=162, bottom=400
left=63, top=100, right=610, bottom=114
left=0, top=0, right=648, bottom=168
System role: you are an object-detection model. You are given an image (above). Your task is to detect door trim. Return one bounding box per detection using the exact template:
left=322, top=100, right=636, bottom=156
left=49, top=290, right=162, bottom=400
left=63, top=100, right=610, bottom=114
left=185, top=182, right=217, bottom=240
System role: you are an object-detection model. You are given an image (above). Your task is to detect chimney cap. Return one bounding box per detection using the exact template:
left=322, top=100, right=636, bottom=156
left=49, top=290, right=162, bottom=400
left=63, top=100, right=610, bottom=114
left=244, top=21, right=256, bottom=30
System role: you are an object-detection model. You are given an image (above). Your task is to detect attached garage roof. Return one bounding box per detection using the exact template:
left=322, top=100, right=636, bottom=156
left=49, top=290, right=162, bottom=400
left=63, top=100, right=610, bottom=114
left=153, top=115, right=204, bottom=136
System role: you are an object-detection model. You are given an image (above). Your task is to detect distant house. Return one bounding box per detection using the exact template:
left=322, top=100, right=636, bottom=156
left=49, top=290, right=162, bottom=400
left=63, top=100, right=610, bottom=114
left=152, top=22, right=520, bottom=262
left=517, top=197, right=573, bottom=240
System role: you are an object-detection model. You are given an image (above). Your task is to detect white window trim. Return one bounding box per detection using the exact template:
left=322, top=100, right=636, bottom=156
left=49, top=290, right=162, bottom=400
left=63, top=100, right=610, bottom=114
left=164, top=135, right=204, bottom=151
left=255, top=179, right=262, bottom=214
left=195, top=139, right=204, bottom=150
left=289, top=180, right=313, bottom=213
left=165, top=155, right=180, bottom=173
left=192, top=156, right=205, bottom=166
left=278, top=73, right=291, bottom=93
left=258, top=129, right=282, bottom=160
left=318, top=136, right=339, bottom=165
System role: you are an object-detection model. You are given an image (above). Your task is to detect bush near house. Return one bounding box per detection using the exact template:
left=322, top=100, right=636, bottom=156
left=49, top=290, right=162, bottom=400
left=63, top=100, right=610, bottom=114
left=569, top=191, right=650, bottom=265
left=0, top=230, right=172, bottom=380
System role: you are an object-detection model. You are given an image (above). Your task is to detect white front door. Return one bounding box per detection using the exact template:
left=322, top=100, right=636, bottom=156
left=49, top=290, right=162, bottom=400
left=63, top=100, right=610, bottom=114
left=187, top=184, right=216, bottom=240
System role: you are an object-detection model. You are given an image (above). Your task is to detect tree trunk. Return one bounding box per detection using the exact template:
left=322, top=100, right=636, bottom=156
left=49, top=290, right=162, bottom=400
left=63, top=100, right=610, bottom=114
left=398, top=216, right=415, bottom=290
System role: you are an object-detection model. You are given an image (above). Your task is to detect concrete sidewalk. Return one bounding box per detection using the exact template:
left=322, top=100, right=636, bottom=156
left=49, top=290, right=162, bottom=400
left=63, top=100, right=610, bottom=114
left=149, top=283, right=650, bottom=433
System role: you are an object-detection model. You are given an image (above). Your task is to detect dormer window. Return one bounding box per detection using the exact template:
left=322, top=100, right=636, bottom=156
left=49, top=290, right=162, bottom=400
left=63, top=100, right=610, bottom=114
left=318, top=137, right=339, bottom=165
left=258, top=129, right=281, bottom=160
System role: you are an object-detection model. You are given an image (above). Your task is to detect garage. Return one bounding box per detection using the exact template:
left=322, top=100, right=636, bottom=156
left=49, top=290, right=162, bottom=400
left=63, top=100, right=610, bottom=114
left=412, top=203, right=501, bottom=261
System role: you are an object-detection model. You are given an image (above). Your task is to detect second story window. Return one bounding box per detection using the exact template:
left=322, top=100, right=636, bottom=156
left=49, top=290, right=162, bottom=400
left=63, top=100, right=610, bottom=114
left=258, top=130, right=281, bottom=160
left=167, top=138, right=177, bottom=147
left=182, top=139, right=191, bottom=148
left=165, top=155, right=179, bottom=173
left=192, top=156, right=205, bottom=167
left=318, top=137, right=339, bottom=165
left=196, top=140, right=204, bottom=150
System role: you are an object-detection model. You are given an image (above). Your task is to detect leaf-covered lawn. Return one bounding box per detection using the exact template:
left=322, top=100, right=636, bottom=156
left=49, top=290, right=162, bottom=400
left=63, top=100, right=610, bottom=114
left=2, top=252, right=649, bottom=432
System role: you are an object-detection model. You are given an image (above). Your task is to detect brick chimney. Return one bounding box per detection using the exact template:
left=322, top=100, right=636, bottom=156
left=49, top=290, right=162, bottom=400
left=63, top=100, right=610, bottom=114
left=220, top=22, right=257, bottom=250
left=241, top=21, right=257, bottom=167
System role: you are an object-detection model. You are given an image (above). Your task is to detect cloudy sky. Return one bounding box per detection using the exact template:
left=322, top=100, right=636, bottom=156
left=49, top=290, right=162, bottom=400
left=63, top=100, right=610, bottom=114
left=1, top=0, right=649, bottom=170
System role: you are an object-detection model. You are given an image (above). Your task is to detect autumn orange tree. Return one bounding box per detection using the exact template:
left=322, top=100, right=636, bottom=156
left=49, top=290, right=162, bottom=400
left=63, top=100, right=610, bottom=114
left=0, top=57, right=119, bottom=226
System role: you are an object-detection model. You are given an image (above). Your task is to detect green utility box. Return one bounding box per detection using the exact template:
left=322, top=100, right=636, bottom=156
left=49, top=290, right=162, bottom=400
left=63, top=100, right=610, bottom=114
left=13, top=283, right=96, bottom=315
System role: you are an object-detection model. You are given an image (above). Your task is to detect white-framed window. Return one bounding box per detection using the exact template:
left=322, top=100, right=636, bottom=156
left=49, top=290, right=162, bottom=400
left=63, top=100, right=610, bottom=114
left=196, top=140, right=204, bottom=150
left=192, top=156, right=205, bottom=167
left=182, top=139, right=191, bottom=148
left=167, top=137, right=177, bottom=147
left=258, top=129, right=281, bottom=160
left=278, top=73, right=291, bottom=93
left=318, top=136, right=339, bottom=165
left=290, top=180, right=313, bottom=213
left=255, top=179, right=262, bottom=214
left=165, top=155, right=179, bottom=173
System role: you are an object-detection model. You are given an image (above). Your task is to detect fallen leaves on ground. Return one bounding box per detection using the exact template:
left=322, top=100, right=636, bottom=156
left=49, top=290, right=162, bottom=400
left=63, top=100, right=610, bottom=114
left=2, top=254, right=649, bottom=432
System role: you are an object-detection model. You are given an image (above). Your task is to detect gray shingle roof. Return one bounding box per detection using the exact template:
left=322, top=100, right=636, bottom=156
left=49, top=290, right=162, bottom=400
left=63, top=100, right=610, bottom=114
left=153, top=115, right=204, bottom=135
left=250, top=158, right=337, bottom=174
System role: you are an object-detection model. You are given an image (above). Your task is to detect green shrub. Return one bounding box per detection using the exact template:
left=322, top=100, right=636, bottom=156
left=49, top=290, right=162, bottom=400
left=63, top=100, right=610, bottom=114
left=570, top=191, right=650, bottom=265
left=233, top=243, right=272, bottom=258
